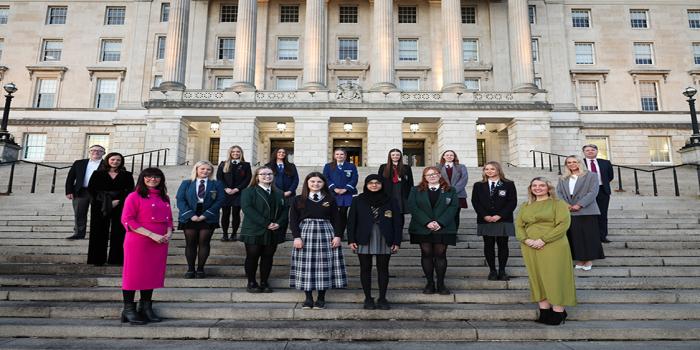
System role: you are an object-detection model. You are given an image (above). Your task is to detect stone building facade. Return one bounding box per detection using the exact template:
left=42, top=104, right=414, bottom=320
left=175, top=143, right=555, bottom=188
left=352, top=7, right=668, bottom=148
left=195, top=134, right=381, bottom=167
left=0, top=0, right=698, bottom=167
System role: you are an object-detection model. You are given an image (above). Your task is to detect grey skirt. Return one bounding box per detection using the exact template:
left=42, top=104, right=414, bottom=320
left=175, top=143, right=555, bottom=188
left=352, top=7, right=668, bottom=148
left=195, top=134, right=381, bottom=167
left=476, top=222, right=515, bottom=237
left=356, top=223, right=390, bottom=255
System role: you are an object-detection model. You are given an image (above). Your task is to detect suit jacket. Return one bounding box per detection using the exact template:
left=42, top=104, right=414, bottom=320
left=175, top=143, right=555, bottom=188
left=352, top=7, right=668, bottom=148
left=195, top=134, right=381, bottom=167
left=470, top=180, right=517, bottom=224
left=176, top=179, right=226, bottom=224
left=216, top=161, right=252, bottom=206
left=239, top=186, right=288, bottom=238
left=322, top=162, right=358, bottom=207
left=347, top=196, right=403, bottom=247
left=65, top=159, right=89, bottom=195
left=438, top=163, right=469, bottom=199
left=377, top=163, right=414, bottom=203
left=407, top=186, right=459, bottom=235
left=584, top=158, right=614, bottom=195
left=555, top=172, right=601, bottom=216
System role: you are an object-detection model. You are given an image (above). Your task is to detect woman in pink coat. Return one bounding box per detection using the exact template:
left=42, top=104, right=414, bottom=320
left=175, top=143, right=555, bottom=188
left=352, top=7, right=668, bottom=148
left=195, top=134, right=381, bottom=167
left=120, top=168, right=173, bottom=325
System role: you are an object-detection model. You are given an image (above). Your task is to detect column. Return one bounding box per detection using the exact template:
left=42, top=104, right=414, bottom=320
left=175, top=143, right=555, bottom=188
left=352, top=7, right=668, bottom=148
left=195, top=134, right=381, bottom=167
left=160, top=0, right=190, bottom=90
left=507, top=0, right=537, bottom=92
left=441, top=0, right=466, bottom=92
left=370, top=0, right=396, bottom=91
left=437, top=117, right=478, bottom=167
left=507, top=119, right=551, bottom=166
left=218, top=117, right=260, bottom=163
left=294, top=117, right=329, bottom=166
left=255, top=0, right=270, bottom=89
left=366, top=116, right=403, bottom=167
left=231, top=0, right=258, bottom=91
left=489, top=1, right=512, bottom=90
left=145, top=118, right=189, bottom=165
left=302, top=0, right=328, bottom=90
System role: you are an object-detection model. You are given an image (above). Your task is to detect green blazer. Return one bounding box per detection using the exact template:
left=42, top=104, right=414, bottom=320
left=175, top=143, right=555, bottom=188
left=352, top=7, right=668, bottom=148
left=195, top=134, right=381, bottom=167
left=239, top=186, right=288, bottom=238
left=407, top=186, right=459, bottom=235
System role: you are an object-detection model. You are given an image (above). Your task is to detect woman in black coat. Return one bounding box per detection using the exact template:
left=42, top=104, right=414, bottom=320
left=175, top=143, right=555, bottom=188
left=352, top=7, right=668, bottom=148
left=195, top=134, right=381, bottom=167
left=216, top=145, right=252, bottom=241
left=470, top=161, right=517, bottom=281
left=377, top=148, right=414, bottom=214
left=347, top=174, right=402, bottom=310
left=87, top=152, right=135, bottom=266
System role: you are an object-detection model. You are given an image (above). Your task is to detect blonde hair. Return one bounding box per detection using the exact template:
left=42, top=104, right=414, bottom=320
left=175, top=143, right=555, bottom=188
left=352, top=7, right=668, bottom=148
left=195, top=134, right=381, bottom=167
left=223, top=145, right=245, bottom=173
left=190, top=160, right=215, bottom=181
left=561, top=155, right=588, bottom=179
left=480, top=161, right=511, bottom=183
left=527, top=177, right=557, bottom=204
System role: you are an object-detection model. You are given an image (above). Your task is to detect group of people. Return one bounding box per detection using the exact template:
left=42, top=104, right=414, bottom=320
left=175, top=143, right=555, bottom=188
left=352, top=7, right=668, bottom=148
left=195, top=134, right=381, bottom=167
left=63, top=143, right=614, bottom=327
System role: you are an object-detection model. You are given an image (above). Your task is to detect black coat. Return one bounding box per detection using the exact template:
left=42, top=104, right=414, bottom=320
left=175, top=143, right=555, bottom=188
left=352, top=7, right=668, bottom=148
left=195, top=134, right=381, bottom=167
left=216, top=161, right=252, bottom=206
left=470, top=180, right=517, bottom=224
left=65, top=159, right=89, bottom=195
left=584, top=158, right=614, bottom=195
left=347, top=197, right=403, bottom=247
left=377, top=163, right=414, bottom=203
left=87, top=170, right=135, bottom=213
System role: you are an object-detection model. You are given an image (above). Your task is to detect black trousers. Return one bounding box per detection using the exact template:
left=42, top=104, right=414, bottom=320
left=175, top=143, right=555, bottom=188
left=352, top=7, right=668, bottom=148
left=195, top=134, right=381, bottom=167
left=221, top=205, right=242, bottom=235
left=87, top=203, right=126, bottom=265
left=71, top=188, right=91, bottom=238
left=596, top=187, right=610, bottom=240
left=337, top=206, right=349, bottom=236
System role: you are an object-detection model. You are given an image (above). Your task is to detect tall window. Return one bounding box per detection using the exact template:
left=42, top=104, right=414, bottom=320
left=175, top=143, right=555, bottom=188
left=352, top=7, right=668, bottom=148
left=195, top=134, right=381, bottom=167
left=464, top=78, right=480, bottom=91
left=100, top=40, right=122, bottom=62
left=694, top=43, right=700, bottom=65
left=105, top=7, right=125, bottom=25
left=338, top=38, right=358, bottom=60
left=156, top=36, right=166, bottom=59
left=220, top=5, right=237, bottom=22
left=95, top=79, right=118, bottom=109
left=46, top=6, right=67, bottom=24
left=398, top=6, right=417, bottom=23
left=276, top=77, right=297, bottom=91
left=41, top=40, right=63, bottom=61
left=86, top=134, right=110, bottom=154
left=462, top=39, right=478, bottom=62
left=277, top=37, right=299, bottom=60
left=575, top=43, right=595, bottom=64
left=634, top=42, right=654, bottom=64
left=339, top=6, right=358, bottom=23
left=153, top=75, right=163, bottom=88
left=280, top=5, right=299, bottom=22
left=160, top=3, right=170, bottom=22
left=531, top=39, right=539, bottom=62
left=648, top=136, right=671, bottom=164
left=399, top=78, right=420, bottom=91
left=578, top=80, right=599, bottom=111
left=630, top=9, right=648, bottom=28
left=218, top=37, right=235, bottom=60
left=639, top=81, right=659, bottom=111
left=0, top=7, right=8, bottom=24
left=461, top=7, right=476, bottom=24
left=398, top=39, right=418, bottom=61
left=23, top=134, right=47, bottom=161
left=528, top=5, right=536, bottom=24
left=216, top=77, right=233, bottom=89
left=688, top=10, right=700, bottom=28
left=571, top=9, right=590, bottom=28
left=35, top=79, right=57, bottom=108
left=585, top=136, right=610, bottom=160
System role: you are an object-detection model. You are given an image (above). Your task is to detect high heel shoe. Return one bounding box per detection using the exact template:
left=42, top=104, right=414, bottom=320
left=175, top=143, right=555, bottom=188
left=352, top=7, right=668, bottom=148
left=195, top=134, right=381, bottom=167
left=535, top=308, right=552, bottom=324
left=121, top=302, right=146, bottom=325
left=545, top=310, right=567, bottom=325
left=138, top=300, right=162, bottom=323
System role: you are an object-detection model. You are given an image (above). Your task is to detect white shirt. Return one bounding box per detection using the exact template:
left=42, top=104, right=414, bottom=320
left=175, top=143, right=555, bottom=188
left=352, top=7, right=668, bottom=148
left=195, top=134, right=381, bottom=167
left=83, top=159, right=101, bottom=188
left=444, top=162, right=454, bottom=168
left=196, top=178, right=208, bottom=203
left=429, top=186, right=440, bottom=191
left=488, top=180, right=499, bottom=191
left=308, top=191, right=324, bottom=201
left=585, top=158, right=603, bottom=186
left=258, top=184, right=272, bottom=194
left=568, top=175, right=578, bottom=195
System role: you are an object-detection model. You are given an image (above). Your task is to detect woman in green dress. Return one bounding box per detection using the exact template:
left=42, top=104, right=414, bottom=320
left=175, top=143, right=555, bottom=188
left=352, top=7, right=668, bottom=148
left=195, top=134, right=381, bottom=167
left=515, top=177, right=575, bottom=325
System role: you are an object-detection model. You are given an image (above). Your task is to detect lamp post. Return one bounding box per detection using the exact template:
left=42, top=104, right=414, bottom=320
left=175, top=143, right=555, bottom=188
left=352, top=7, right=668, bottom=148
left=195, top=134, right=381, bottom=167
left=0, top=82, right=18, bottom=145
left=683, top=86, right=699, bottom=146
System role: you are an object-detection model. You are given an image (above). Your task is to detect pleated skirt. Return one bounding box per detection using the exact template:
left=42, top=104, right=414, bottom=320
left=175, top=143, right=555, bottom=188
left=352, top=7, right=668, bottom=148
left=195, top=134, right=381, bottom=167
left=289, top=219, right=348, bottom=291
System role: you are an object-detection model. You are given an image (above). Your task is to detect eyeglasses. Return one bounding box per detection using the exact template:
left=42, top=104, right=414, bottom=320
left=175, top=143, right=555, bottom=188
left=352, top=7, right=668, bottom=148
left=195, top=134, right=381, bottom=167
left=89, top=149, right=105, bottom=153
left=258, top=173, right=274, bottom=177
left=424, top=173, right=440, bottom=177
left=144, top=175, right=162, bottom=179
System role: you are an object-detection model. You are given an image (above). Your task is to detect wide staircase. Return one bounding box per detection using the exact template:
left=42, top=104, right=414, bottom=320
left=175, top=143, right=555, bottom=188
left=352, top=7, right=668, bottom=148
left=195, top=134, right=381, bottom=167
left=0, top=164, right=699, bottom=347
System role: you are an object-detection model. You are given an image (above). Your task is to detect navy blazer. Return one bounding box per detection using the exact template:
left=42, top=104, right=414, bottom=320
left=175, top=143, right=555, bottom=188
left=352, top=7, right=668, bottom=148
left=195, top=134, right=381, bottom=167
left=347, top=196, right=403, bottom=247
left=65, top=159, right=89, bottom=195
left=584, top=158, right=614, bottom=195
left=470, top=180, right=517, bottom=224
left=322, top=162, right=358, bottom=207
left=265, top=161, right=299, bottom=195
left=176, top=179, right=226, bottom=224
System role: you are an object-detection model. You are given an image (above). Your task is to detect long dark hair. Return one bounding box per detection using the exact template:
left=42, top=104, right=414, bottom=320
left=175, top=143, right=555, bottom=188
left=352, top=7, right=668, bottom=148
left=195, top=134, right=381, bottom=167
left=98, top=152, right=126, bottom=172
left=382, top=148, right=405, bottom=179
left=297, top=172, right=331, bottom=209
left=268, top=148, right=296, bottom=177
left=135, top=167, right=169, bottom=202
left=329, top=148, right=347, bottom=171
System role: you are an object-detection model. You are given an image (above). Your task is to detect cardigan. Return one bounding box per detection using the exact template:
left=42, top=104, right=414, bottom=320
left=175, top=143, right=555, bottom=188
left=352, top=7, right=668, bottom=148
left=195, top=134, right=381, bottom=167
left=239, top=186, right=288, bottom=238
left=176, top=179, right=226, bottom=224
left=470, top=180, right=518, bottom=224
left=347, top=196, right=403, bottom=247
left=322, top=162, right=358, bottom=207
left=407, top=186, right=459, bottom=235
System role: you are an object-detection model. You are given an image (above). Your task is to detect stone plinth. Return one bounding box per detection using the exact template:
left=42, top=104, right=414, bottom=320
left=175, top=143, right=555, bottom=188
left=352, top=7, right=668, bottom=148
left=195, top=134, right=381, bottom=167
left=0, top=141, right=20, bottom=163
left=679, top=143, right=700, bottom=165
left=366, top=117, right=403, bottom=167
left=144, top=118, right=189, bottom=165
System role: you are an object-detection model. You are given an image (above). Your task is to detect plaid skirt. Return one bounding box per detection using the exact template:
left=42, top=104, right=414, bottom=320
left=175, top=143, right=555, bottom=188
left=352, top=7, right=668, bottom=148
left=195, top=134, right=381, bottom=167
left=289, top=218, right=348, bottom=291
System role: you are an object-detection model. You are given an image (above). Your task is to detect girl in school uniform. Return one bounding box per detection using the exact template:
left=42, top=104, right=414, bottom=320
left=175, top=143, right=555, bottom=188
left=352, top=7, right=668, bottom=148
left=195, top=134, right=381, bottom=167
left=322, top=149, right=358, bottom=236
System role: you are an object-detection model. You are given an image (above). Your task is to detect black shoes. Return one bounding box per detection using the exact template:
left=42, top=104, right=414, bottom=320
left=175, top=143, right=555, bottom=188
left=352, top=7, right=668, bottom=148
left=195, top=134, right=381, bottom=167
left=497, top=272, right=510, bottom=281
left=436, top=284, right=451, bottom=295
left=302, top=298, right=313, bottom=309
left=195, top=270, right=206, bottom=279
left=184, top=270, right=195, bottom=279
left=422, top=281, right=436, bottom=294
left=247, top=282, right=261, bottom=293
left=313, top=298, right=326, bottom=309
left=121, top=302, right=146, bottom=325
left=66, top=234, right=85, bottom=240
left=545, top=310, right=568, bottom=325
left=138, top=301, right=162, bottom=323
left=221, top=233, right=230, bottom=242
left=363, top=298, right=376, bottom=310
left=487, top=271, right=498, bottom=281
left=535, top=308, right=552, bottom=324
left=258, top=282, right=273, bottom=293
left=376, top=298, right=391, bottom=310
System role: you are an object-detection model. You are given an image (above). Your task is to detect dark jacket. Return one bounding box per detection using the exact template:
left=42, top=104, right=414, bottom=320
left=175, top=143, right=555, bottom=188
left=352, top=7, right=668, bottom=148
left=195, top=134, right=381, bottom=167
left=87, top=170, right=135, bottom=217
left=176, top=179, right=226, bottom=224
left=377, top=163, right=414, bottom=203
left=407, top=186, right=459, bottom=235
left=584, top=158, right=614, bottom=195
left=322, top=162, right=358, bottom=207
left=347, top=197, right=403, bottom=247
left=217, top=161, right=252, bottom=206
left=470, top=180, right=517, bottom=224
left=239, top=186, right=288, bottom=238
left=65, top=159, right=89, bottom=195
left=265, top=161, right=299, bottom=195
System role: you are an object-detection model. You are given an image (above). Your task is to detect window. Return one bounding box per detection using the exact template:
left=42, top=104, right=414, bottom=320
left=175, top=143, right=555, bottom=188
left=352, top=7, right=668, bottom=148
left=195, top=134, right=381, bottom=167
left=585, top=136, right=610, bottom=160
left=100, top=40, right=121, bottom=62
left=531, top=39, right=539, bottom=62
left=578, top=80, right=599, bottom=111
left=35, top=79, right=57, bottom=108
left=575, top=43, right=595, bottom=64
left=276, top=77, right=297, bottom=91
left=534, top=77, right=542, bottom=89
left=694, top=43, right=700, bottom=65
left=86, top=134, right=110, bottom=154
left=528, top=5, right=536, bottom=24
left=571, top=9, right=590, bottom=28
left=105, top=7, right=125, bottom=25
left=398, top=6, right=417, bottom=24
left=0, top=6, right=9, bottom=24
left=47, top=6, right=67, bottom=24
left=216, top=76, right=233, bottom=89
left=648, top=136, right=671, bottom=164
left=95, top=79, right=118, bottom=109
left=23, top=134, right=47, bottom=161
left=463, top=39, right=478, bottom=62
left=339, top=6, right=357, bottom=23
left=630, top=9, right=648, bottom=28
left=461, top=7, right=475, bottom=24
left=689, top=10, right=700, bottom=28
left=398, top=39, right=418, bottom=61
left=464, top=78, right=480, bottom=91
left=218, top=37, right=235, bottom=60
left=639, top=81, right=659, bottom=111
left=338, top=38, right=358, bottom=60
left=156, top=36, right=166, bottom=60
left=337, top=76, right=359, bottom=86
left=634, top=42, right=654, bottom=64
left=399, top=78, right=420, bottom=91
left=277, top=37, right=299, bottom=60
left=153, top=75, right=163, bottom=88
left=41, top=40, right=63, bottom=61
left=220, top=5, right=237, bottom=22
left=160, top=3, right=170, bottom=22
left=280, top=5, right=299, bottom=23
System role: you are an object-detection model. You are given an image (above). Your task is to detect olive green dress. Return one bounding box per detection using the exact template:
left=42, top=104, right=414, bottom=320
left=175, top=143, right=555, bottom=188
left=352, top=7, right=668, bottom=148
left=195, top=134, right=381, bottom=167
left=515, top=198, right=576, bottom=306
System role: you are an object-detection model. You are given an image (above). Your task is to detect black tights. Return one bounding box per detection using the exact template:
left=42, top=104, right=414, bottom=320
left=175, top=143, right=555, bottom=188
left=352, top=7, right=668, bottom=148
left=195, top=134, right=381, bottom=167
left=483, top=236, right=509, bottom=273
left=337, top=206, right=349, bottom=236
left=244, top=243, right=278, bottom=285
left=184, top=229, right=213, bottom=271
left=420, top=243, right=447, bottom=285
left=122, top=289, right=153, bottom=303
left=221, top=206, right=241, bottom=235
left=358, top=254, right=391, bottom=300
left=304, top=290, right=326, bottom=301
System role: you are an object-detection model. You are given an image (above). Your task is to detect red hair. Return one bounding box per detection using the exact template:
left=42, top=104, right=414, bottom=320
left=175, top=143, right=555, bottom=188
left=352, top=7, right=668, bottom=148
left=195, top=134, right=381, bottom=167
left=417, top=166, right=450, bottom=192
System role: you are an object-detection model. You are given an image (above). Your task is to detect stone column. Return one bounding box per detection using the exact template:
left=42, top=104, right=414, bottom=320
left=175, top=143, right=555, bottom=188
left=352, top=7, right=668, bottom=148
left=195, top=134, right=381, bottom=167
left=366, top=116, right=403, bottom=167
left=255, top=0, right=270, bottom=89
left=507, top=0, right=537, bottom=92
left=294, top=117, right=329, bottom=166
left=218, top=117, right=260, bottom=163
left=160, top=0, right=190, bottom=90
left=437, top=117, right=478, bottom=167
left=302, top=0, right=328, bottom=91
left=370, top=0, right=396, bottom=91
left=231, top=0, right=258, bottom=91
left=145, top=117, right=189, bottom=165
left=441, top=0, right=466, bottom=92
left=507, top=119, right=551, bottom=166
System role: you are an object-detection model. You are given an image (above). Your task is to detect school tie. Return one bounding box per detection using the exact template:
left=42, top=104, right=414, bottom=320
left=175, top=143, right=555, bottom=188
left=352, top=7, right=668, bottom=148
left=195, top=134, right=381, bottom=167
left=490, top=182, right=495, bottom=195
left=197, top=180, right=205, bottom=199
left=313, top=193, right=319, bottom=201
left=278, top=164, right=284, bottom=173
left=589, top=159, right=598, bottom=173
left=266, top=188, right=271, bottom=195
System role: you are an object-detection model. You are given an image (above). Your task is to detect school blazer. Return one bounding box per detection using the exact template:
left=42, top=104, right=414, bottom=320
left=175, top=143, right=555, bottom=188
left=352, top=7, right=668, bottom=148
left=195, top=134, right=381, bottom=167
left=347, top=197, right=403, bottom=247
left=216, top=161, right=252, bottom=206
left=555, top=172, right=601, bottom=216
left=322, top=162, right=359, bottom=207
left=377, top=163, right=414, bottom=202
left=176, top=179, right=226, bottom=224
left=239, top=186, right=288, bottom=237
left=438, top=164, right=469, bottom=199
left=470, top=180, right=518, bottom=224
left=264, top=161, right=300, bottom=194
left=407, top=186, right=459, bottom=235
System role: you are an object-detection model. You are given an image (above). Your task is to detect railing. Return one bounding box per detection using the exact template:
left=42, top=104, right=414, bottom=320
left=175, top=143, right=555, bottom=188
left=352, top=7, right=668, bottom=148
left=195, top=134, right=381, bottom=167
left=0, top=148, right=168, bottom=196
left=529, top=149, right=699, bottom=197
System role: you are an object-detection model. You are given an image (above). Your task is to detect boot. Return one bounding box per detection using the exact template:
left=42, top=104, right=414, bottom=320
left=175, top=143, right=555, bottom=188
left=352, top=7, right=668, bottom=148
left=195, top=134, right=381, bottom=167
left=422, top=279, right=435, bottom=294
left=221, top=232, right=230, bottom=242
left=138, top=300, right=162, bottom=323
left=545, top=310, right=567, bottom=325
left=121, top=302, right=146, bottom=325
left=535, top=308, right=552, bottom=324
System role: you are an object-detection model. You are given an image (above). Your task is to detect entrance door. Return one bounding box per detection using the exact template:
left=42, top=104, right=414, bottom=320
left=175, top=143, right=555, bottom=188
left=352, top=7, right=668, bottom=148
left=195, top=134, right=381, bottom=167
left=209, top=138, right=220, bottom=164
left=333, top=139, right=362, bottom=165
left=403, top=140, right=424, bottom=167
left=477, top=139, right=486, bottom=167
left=270, top=139, right=295, bottom=163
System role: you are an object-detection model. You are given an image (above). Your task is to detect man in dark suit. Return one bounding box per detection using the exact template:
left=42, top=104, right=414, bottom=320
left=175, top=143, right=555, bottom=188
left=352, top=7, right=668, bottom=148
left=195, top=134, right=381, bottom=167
left=583, top=144, right=614, bottom=243
left=65, top=145, right=105, bottom=240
